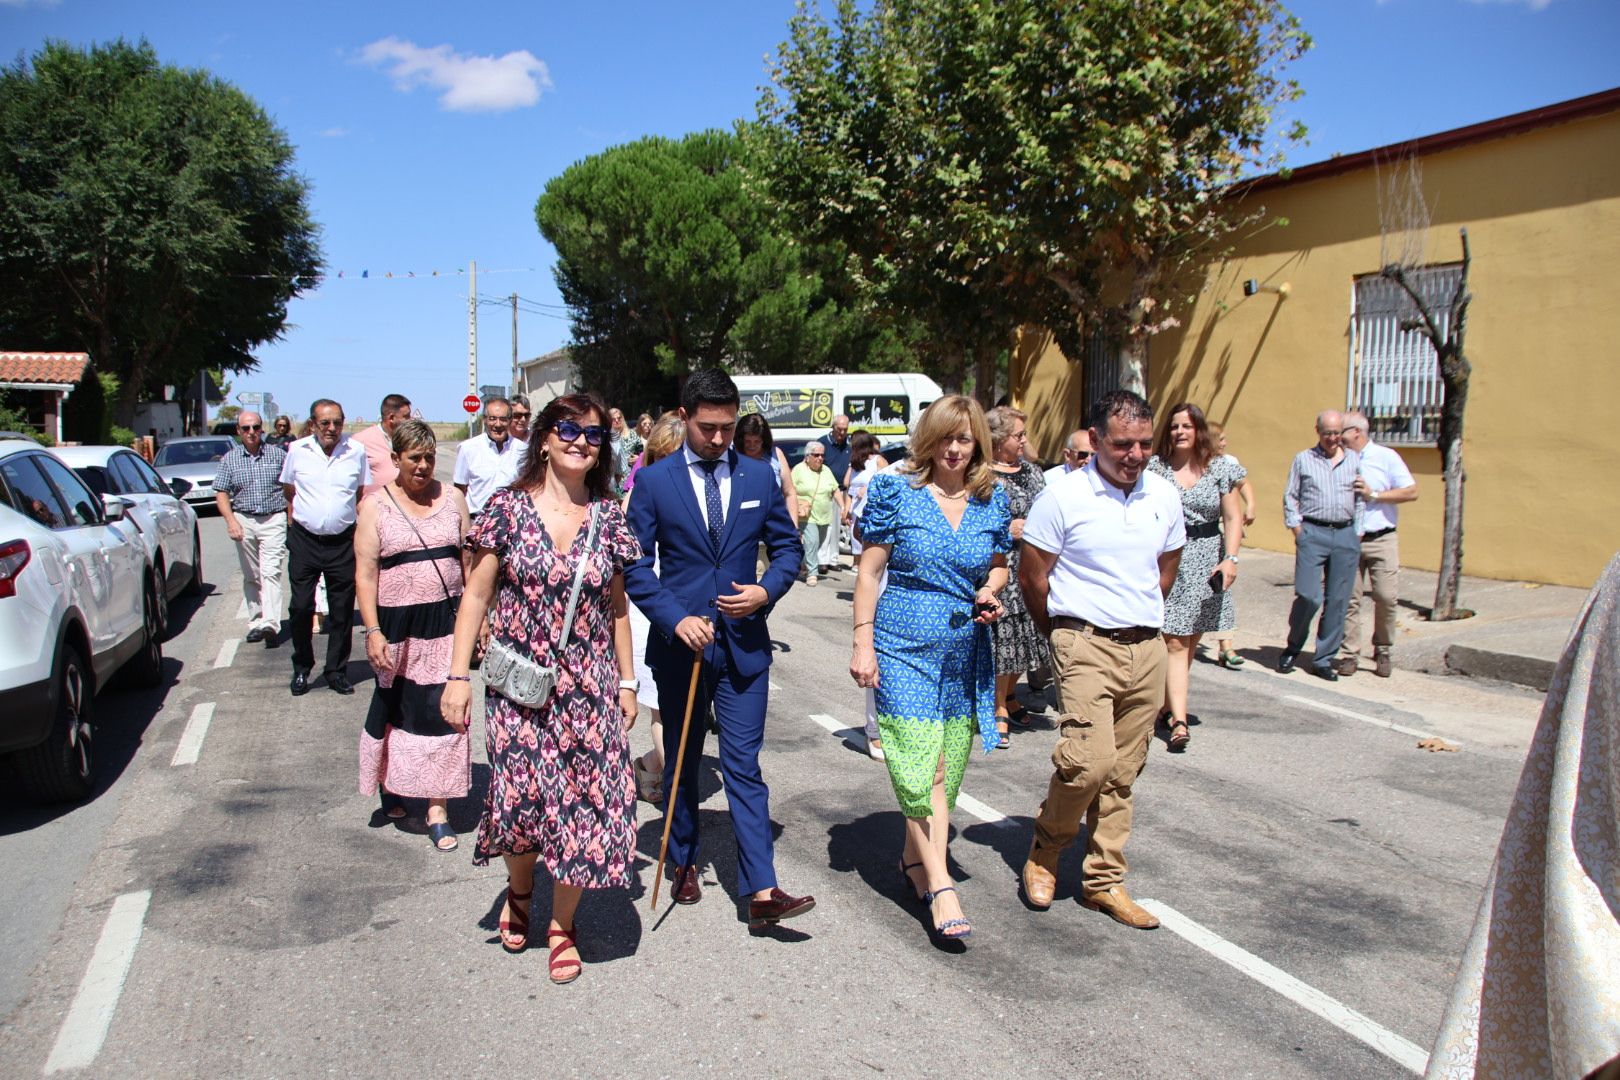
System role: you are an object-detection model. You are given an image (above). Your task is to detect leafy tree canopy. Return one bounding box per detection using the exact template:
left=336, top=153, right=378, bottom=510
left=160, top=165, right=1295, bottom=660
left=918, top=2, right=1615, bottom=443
left=535, top=127, right=912, bottom=413
left=0, top=39, right=323, bottom=420
left=759, top=0, right=1309, bottom=387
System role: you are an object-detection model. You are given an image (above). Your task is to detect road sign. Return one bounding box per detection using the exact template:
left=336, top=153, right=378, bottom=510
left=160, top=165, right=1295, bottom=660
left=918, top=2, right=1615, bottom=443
left=462, top=394, right=481, bottom=414
left=237, top=392, right=265, bottom=407
left=479, top=384, right=506, bottom=400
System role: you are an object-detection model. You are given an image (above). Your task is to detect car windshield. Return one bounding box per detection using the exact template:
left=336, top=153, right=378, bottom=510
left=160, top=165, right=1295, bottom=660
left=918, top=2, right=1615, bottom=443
left=72, top=466, right=111, bottom=496
left=155, top=440, right=233, bottom=466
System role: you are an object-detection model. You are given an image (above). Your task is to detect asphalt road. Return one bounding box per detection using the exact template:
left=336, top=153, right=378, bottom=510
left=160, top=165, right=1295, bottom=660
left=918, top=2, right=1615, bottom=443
left=0, top=469, right=1546, bottom=1079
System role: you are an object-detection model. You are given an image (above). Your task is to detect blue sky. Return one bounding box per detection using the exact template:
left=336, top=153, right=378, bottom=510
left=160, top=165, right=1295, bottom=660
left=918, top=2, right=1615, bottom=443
left=3, top=0, right=1616, bottom=421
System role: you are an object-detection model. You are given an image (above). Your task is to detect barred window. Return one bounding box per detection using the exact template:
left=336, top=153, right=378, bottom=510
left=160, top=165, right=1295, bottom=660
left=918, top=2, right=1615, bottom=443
left=1347, top=264, right=1460, bottom=444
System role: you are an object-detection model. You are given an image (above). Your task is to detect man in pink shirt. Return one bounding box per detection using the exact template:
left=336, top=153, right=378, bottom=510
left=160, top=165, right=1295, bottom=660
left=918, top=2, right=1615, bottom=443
left=352, top=393, right=412, bottom=497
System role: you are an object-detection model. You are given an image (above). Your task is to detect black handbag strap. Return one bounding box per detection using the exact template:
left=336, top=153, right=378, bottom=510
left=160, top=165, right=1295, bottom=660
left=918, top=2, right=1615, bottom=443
left=383, top=486, right=458, bottom=606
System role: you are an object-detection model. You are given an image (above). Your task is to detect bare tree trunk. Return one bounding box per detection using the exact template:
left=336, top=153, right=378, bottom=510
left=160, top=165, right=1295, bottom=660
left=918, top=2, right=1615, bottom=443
left=1120, top=265, right=1157, bottom=397
left=972, top=348, right=996, bottom=408
left=1432, top=376, right=1468, bottom=619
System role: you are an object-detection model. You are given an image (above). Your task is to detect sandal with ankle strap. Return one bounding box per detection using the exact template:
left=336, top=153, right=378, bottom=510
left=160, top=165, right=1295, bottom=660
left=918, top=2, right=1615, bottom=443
left=923, top=885, right=972, bottom=942
left=1168, top=718, right=1190, bottom=753
left=500, top=886, right=533, bottom=954
left=1219, top=649, right=1245, bottom=669
left=898, top=859, right=926, bottom=903
left=547, top=926, right=582, bottom=984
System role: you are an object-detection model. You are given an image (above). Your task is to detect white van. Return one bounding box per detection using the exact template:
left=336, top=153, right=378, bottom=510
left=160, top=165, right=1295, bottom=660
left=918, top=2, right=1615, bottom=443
left=734, top=372, right=944, bottom=462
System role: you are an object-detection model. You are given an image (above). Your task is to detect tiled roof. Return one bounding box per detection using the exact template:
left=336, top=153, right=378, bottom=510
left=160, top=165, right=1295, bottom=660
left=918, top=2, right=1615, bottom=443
left=0, top=352, right=91, bottom=384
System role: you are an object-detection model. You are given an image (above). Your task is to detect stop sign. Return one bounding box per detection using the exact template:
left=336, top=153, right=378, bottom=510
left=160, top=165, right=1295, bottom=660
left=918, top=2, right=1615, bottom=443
left=462, top=394, right=480, bottom=414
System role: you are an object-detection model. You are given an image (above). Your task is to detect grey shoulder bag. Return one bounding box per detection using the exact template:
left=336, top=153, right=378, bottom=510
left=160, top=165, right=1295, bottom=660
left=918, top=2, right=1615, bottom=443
left=482, top=502, right=600, bottom=708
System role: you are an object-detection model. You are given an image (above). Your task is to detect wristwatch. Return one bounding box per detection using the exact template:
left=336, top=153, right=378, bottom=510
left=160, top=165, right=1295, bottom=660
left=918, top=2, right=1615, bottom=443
left=1224, top=553, right=1240, bottom=563
left=618, top=678, right=640, bottom=693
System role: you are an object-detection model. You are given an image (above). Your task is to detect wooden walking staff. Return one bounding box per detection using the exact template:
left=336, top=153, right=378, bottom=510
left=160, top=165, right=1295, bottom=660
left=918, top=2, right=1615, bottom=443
left=650, top=619, right=709, bottom=911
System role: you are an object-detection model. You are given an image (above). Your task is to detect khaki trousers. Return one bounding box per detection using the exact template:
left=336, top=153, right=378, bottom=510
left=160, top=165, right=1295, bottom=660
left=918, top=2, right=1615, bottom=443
left=234, top=512, right=287, bottom=635
left=1344, top=530, right=1399, bottom=655
left=1031, top=626, right=1167, bottom=890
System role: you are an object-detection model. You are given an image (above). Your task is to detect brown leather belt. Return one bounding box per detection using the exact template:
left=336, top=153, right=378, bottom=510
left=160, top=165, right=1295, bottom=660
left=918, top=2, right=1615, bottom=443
left=1051, top=616, right=1161, bottom=644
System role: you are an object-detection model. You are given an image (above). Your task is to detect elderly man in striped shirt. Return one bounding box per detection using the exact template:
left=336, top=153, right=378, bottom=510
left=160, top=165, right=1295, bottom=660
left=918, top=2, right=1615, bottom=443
left=1279, top=410, right=1362, bottom=680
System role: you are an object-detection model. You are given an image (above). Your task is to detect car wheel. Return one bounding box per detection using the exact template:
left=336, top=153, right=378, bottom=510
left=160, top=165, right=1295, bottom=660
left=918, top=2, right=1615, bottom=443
left=182, top=528, right=204, bottom=596
left=10, top=643, right=94, bottom=803
left=122, top=580, right=165, bottom=689
left=152, top=565, right=171, bottom=641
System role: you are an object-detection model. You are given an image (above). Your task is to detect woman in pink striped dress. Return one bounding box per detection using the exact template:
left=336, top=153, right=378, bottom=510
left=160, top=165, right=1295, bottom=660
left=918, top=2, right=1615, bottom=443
left=356, top=420, right=473, bottom=850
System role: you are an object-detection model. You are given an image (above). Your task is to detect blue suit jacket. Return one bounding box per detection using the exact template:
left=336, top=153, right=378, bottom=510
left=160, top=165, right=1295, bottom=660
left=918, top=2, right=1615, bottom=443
left=624, top=448, right=802, bottom=678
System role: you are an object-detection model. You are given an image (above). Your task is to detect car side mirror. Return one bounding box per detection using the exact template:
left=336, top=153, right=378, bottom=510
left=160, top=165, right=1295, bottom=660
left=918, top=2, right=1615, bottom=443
left=169, top=478, right=193, bottom=497
left=101, top=494, right=129, bottom=522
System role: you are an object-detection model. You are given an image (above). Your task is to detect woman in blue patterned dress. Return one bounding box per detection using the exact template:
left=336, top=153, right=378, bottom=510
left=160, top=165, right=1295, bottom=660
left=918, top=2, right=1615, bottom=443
left=850, top=396, right=1010, bottom=944
left=1148, top=403, right=1246, bottom=752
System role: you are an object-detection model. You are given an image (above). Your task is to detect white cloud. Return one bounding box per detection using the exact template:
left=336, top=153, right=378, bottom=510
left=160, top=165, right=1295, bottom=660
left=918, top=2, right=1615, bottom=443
left=320, top=127, right=348, bottom=138
left=358, top=37, right=552, bottom=113
left=1461, top=0, right=1555, bottom=9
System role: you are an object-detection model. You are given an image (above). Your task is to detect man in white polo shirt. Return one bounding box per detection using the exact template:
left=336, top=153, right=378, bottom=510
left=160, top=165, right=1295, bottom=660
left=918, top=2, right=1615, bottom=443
left=279, top=398, right=370, bottom=696
left=453, top=396, right=525, bottom=515
left=1339, top=411, right=1418, bottom=678
left=1018, top=390, right=1185, bottom=930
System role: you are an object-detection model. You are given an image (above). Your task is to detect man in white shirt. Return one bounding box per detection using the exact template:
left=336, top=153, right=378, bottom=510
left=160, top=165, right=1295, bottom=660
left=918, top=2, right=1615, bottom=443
left=453, top=397, right=525, bottom=515
left=1339, top=412, right=1418, bottom=678
left=1018, top=390, right=1185, bottom=930
left=1042, top=428, right=1093, bottom=485
left=279, top=398, right=371, bottom=696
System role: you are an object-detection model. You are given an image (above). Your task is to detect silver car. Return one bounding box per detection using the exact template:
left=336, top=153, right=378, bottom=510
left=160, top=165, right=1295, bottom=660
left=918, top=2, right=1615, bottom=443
left=152, top=436, right=238, bottom=510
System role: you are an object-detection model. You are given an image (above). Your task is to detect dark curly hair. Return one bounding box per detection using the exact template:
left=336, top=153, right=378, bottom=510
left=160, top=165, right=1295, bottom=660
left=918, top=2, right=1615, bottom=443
left=508, top=392, right=614, bottom=501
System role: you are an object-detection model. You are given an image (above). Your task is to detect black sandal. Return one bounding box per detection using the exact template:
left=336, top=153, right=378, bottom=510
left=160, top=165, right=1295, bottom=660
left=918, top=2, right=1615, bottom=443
left=1006, top=702, right=1033, bottom=728
left=996, top=722, right=1011, bottom=750
left=1168, top=719, right=1190, bottom=752
left=924, top=886, right=972, bottom=942
left=898, top=859, right=926, bottom=902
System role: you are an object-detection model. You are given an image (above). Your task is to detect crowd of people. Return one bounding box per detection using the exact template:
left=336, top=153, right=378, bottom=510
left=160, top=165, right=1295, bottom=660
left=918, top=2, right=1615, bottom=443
left=210, top=374, right=1418, bottom=978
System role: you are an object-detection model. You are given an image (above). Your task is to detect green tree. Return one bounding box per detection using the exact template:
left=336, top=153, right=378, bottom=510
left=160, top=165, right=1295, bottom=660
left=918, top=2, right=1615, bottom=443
left=535, top=128, right=896, bottom=410
left=0, top=40, right=323, bottom=422
left=759, top=0, right=1309, bottom=393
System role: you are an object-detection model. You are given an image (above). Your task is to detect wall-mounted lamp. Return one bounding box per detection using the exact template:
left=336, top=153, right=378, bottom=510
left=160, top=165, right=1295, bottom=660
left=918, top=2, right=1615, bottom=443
left=1242, top=279, right=1291, bottom=298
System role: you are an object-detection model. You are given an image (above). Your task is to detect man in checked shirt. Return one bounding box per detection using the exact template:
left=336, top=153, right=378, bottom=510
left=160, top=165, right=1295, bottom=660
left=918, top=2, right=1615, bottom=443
left=213, top=411, right=289, bottom=645
left=1279, top=410, right=1363, bottom=680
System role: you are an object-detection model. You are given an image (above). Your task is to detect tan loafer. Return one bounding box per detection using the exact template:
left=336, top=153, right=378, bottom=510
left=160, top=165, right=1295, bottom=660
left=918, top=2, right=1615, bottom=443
left=1021, top=846, right=1058, bottom=910
left=1081, top=885, right=1159, bottom=929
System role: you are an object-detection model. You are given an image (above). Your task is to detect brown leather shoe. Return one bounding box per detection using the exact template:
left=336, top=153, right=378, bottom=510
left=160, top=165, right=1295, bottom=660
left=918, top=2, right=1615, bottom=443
left=1081, top=885, right=1160, bottom=929
left=1374, top=648, right=1393, bottom=678
left=1335, top=656, right=1358, bottom=677
left=671, top=865, right=702, bottom=905
left=1021, top=845, right=1058, bottom=910
left=748, top=887, right=815, bottom=926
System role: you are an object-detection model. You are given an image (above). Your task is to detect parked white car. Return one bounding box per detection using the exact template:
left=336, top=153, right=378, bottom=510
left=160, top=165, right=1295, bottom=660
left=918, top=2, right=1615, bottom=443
left=152, top=435, right=237, bottom=510
left=53, top=445, right=203, bottom=638
left=0, top=440, right=163, bottom=802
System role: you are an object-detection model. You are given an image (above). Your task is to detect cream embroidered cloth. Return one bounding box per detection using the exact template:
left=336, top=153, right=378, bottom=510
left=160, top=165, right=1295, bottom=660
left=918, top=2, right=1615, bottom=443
left=1427, top=553, right=1620, bottom=1079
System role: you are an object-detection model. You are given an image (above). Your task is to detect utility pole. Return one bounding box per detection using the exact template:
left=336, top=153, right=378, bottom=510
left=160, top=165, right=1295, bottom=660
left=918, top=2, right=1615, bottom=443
left=510, top=292, right=519, bottom=394
left=467, top=259, right=478, bottom=434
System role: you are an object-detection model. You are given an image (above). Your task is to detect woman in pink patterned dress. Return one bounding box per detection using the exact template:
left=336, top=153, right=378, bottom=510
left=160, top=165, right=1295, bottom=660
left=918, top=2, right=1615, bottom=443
left=442, top=392, right=641, bottom=985
left=356, top=420, right=473, bottom=850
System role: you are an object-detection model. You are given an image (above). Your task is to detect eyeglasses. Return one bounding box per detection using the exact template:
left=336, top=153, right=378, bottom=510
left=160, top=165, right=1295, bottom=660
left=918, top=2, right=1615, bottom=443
left=315, top=419, right=343, bottom=428
left=239, top=424, right=262, bottom=432
left=1320, top=429, right=1343, bottom=437
left=511, top=411, right=531, bottom=421
left=548, top=420, right=608, bottom=446
left=806, top=452, right=824, bottom=458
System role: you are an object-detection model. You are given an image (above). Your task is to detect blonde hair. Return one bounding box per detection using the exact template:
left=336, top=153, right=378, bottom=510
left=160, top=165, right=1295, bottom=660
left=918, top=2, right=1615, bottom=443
left=900, top=395, right=996, bottom=501
left=642, top=411, right=684, bottom=467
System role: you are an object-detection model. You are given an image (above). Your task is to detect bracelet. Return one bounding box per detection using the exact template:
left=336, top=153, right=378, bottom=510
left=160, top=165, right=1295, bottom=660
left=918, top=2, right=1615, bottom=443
left=446, top=674, right=472, bottom=682
left=364, top=626, right=385, bottom=637
left=854, top=620, right=874, bottom=630
left=618, top=678, right=639, bottom=693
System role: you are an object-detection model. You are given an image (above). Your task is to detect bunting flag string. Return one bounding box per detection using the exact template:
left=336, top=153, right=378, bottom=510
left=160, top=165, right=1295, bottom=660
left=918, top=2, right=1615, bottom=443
left=223, top=267, right=539, bottom=283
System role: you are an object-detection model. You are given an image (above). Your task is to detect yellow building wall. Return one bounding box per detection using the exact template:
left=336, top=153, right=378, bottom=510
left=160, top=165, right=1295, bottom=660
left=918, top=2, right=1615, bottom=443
left=1016, top=106, right=1620, bottom=589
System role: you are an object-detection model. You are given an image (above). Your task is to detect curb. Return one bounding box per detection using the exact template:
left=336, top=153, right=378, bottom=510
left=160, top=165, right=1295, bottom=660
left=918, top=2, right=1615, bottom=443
left=1443, top=645, right=1555, bottom=693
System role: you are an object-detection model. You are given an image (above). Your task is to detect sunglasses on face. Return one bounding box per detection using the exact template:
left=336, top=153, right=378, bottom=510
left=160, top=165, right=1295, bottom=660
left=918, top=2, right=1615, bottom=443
left=315, top=419, right=343, bottom=428
left=548, top=420, right=608, bottom=446
left=511, top=411, right=530, bottom=421
left=239, top=424, right=262, bottom=432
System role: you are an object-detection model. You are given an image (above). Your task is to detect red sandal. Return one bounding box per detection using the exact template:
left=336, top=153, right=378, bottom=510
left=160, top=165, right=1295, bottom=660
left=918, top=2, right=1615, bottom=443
left=547, top=926, right=581, bottom=985
left=499, top=886, right=533, bottom=954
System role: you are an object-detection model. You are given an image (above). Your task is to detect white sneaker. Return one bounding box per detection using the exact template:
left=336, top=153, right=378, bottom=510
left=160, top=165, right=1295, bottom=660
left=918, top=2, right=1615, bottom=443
left=867, top=738, right=885, bottom=761
left=806, top=574, right=818, bottom=587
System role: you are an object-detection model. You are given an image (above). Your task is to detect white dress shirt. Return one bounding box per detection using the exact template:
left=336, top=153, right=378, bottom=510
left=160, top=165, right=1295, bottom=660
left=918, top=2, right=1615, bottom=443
left=682, top=444, right=733, bottom=531
left=453, top=432, right=527, bottom=514
left=1357, top=440, right=1415, bottom=535
left=1023, top=461, right=1186, bottom=629
left=1044, top=462, right=1078, bottom=486
left=278, top=434, right=371, bottom=535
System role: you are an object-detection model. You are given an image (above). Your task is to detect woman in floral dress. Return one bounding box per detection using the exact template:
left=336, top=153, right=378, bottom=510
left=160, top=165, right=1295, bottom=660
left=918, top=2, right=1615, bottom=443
left=1147, top=403, right=1246, bottom=752
left=986, top=406, right=1049, bottom=748
left=442, top=393, right=642, bottom=984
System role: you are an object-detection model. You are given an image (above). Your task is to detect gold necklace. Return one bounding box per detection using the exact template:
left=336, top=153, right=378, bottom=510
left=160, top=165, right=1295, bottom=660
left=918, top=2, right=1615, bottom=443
left=929, top=483, right=967, bottom=501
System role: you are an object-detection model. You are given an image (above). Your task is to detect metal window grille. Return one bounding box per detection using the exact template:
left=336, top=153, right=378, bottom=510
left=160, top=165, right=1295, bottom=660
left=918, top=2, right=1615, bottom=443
left=1347, top=264, right=1460, bottom=444
left=1084, top=331, right=1130, bottom=418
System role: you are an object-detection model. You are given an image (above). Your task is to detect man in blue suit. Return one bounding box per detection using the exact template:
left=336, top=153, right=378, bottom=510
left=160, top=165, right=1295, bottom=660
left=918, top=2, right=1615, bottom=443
left=624, top=369, right=815, bottom=928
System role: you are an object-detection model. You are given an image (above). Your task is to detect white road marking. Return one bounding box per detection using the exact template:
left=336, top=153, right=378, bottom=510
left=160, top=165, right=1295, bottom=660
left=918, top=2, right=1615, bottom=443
left=1282, top=694, right=1446, bottom=743
left=807, top=712, right=845, bottom=735
left=953, top=792, right=1011, bottom=826
left=235, top=598, right=249, bottom=619
left=43, top=890, right=153, bottom=1075
left=769, top=680, right=781, bottom=692
left=213, top=638, right=238, bottom=669
left=1138, top=899, right=1429, bottom=1075
left=171, top=703, right=216, bottom=767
